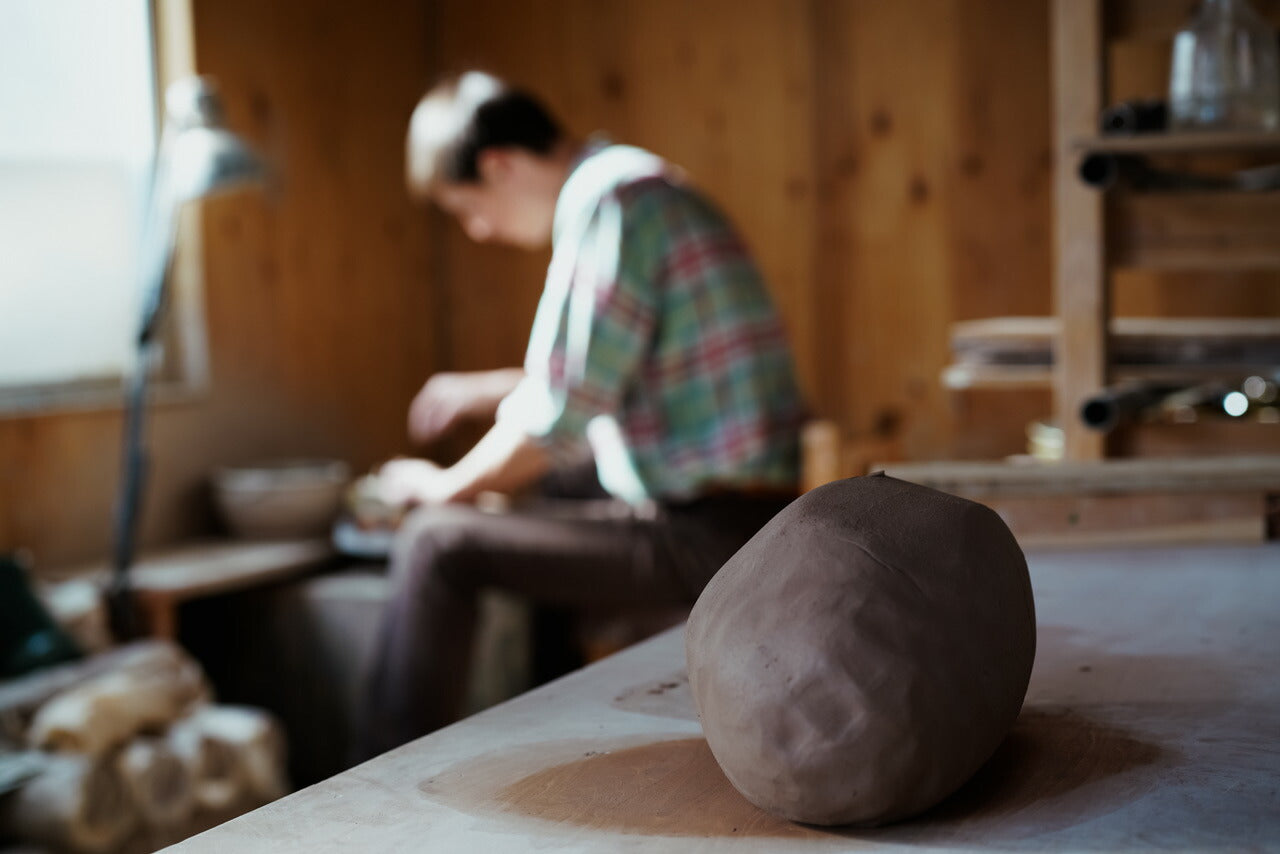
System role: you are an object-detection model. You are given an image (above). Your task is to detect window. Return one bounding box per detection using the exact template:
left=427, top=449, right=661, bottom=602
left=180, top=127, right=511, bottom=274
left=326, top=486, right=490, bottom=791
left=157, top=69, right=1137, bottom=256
left=0, top=0, right=203, bottom=414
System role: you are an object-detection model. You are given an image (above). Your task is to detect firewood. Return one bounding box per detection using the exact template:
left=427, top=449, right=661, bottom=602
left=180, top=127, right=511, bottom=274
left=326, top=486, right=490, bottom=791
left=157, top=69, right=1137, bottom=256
left=26, top=646, right=209, bottom=755
left=192, top=705, right=288, bottom=802
left=116, top=735, right=195, bottom=831
left=1, top=641, right=209, bottom=746
left=167, top=712, right=242, bottom=812
left=0, top=754, right=137, bottom=853
left=38, top=580, right=113, bottom=656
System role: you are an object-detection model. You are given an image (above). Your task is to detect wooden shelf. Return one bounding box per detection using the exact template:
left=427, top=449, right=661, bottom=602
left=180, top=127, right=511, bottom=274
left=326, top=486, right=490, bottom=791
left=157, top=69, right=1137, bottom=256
left=56, top=537, right=336, bottom=638
left=942, top=363, right=1052, bottom=390
left=879, top=455, right=1280, bottom=498
left=1073, top=131, right=1280, bottom=156
left=953, top=315, right=1280, bottom=344
left=942, top=362, right=1280, bottom=391
left=944, top=315, right=1280, bottom=390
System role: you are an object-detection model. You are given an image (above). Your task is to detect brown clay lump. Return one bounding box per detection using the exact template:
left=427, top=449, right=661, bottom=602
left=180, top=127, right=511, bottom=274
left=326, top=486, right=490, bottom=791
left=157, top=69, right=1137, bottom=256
left=685, top=473, right=1035, bottom=826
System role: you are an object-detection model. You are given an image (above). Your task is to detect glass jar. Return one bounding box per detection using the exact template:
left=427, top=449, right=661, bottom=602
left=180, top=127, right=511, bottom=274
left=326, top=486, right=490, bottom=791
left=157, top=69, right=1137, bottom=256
left=1168, top=0, right=1280, bottom=131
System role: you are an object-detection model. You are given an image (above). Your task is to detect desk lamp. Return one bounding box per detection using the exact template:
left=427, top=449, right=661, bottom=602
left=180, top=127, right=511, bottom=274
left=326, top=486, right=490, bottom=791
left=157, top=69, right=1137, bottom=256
left=108, top=76, right=267, bottom=640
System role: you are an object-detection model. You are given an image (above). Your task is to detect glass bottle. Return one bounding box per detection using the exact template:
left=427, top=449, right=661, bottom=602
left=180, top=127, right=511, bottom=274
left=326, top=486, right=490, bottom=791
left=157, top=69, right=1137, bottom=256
left=1168, top=0, right=1280, bottom=131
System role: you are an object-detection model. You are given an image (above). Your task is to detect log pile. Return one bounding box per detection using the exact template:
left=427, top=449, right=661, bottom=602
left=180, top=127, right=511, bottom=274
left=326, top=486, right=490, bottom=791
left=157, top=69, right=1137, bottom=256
left=0, top=641, right=288, bottom=853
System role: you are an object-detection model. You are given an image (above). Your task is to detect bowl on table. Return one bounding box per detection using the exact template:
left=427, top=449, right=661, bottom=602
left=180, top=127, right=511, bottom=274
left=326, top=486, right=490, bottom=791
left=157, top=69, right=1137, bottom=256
left=212, top=459, right=351, bottom=539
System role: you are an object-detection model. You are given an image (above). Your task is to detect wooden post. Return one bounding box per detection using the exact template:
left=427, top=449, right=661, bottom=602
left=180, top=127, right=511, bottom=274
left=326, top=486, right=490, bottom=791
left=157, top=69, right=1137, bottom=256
left=1052, top=0, right=1108, bottom=460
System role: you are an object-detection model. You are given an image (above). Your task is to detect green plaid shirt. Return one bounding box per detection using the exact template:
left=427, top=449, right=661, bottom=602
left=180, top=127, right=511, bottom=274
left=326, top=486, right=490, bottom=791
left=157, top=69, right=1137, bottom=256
left=497, top=143, right=804, bottom=502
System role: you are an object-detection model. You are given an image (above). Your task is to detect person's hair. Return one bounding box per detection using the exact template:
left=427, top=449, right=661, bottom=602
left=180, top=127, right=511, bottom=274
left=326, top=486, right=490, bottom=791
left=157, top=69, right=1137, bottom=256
left=406, top=71, right=563, bottom=196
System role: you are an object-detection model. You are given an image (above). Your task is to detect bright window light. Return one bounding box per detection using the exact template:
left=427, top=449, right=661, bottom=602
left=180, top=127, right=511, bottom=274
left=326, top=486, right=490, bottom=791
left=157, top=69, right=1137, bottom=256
left=0, top=0, right=156, bottom=394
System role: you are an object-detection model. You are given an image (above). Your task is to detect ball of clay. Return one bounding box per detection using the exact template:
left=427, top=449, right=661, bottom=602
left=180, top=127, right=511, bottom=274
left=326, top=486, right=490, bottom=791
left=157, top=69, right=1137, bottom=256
left=686, top=473, right=1035, bottom=826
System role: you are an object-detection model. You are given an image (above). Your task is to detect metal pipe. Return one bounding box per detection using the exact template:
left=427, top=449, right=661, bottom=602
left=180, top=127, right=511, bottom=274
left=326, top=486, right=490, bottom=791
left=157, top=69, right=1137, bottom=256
left=1079, top=382, right=1177, bottom=432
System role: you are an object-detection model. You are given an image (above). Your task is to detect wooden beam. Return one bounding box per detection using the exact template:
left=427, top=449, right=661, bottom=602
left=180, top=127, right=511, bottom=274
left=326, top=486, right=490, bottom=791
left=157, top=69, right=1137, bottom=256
left=1053, top=0, right=1108, bottom=460
left=944, top=315, right=1280, bottom=389
left=1074, top=131, right=1280, bottom=155
left=52, top=539, right=334, bottom=639
left=879, top=455, right=1280, bottom=497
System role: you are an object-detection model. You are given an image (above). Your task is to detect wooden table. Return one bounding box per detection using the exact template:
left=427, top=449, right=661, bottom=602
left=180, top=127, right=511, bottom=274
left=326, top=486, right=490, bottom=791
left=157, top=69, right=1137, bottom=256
left=165, top=543, right=1280, bottom=851
left=880, top=456, right=1280, bottom=548
left=58, top=539, right=335, bottom=639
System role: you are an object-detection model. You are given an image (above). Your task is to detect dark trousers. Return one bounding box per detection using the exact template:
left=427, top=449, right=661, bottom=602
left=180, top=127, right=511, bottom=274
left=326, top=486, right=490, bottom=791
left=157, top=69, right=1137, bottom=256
left=358, top=471, right=791, bottom=759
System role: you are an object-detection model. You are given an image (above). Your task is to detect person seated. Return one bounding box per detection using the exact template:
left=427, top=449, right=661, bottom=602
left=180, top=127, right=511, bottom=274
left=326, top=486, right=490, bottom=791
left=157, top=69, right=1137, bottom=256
left=359, top=70, right=806, bottom=757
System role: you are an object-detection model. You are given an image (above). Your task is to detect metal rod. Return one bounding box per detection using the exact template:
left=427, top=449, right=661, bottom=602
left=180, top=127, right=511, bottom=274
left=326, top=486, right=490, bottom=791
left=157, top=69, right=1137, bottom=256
left=108, top=339, right=155, bottom=641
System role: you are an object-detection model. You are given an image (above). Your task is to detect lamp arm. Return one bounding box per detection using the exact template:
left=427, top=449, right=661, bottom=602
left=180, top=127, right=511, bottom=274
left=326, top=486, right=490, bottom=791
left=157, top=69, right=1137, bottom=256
left=135, top=135, right=183, bottom=346
left=107, top=136, right=181, bottom=640
left=110, top=342, right=153, bottom=578
left=106, top=75, right=267, bottom=641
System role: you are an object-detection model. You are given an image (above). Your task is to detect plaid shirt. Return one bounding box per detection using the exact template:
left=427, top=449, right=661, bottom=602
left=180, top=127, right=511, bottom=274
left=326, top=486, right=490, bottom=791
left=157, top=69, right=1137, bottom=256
left=497, top=143, right=804, bottom=502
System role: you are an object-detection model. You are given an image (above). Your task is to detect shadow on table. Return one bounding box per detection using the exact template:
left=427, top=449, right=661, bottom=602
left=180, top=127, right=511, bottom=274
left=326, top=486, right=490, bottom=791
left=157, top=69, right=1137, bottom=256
left=858, top=705, right=1164, bottom=848
left=420, top=705, right=1164, bottom=845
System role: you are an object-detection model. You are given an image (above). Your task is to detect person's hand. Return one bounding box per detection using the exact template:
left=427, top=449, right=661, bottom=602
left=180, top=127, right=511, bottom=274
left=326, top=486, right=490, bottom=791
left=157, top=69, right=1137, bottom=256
left=407, top=373, right=479, bottom=444
left=407, top=369, right=525, bottom=444
left=376, top=457, right=458, bottom=508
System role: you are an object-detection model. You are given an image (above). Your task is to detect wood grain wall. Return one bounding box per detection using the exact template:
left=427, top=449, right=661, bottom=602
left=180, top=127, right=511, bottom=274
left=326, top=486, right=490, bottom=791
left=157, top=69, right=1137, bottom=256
left=1, top=0, right=436, bottom=571
left=5, top=0, right=1272, bottom=571
left=428, top=0, right=1056, bottom=460
left=426, top=0, right=1275, bottom=462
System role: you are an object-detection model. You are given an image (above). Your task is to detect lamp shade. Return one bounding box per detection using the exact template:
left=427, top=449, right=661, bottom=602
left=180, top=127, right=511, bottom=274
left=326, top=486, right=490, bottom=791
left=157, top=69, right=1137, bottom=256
left=160, top=76, right=267, bottom=203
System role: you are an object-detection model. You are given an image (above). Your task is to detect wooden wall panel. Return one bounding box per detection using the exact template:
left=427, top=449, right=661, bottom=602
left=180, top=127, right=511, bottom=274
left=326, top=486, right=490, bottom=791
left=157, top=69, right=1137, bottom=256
left=813, top=0, right=961, bottom=456
left=946, top=0, right=1055, bottom=458
left=9, top=0, right=1272, bottom=572
left=0, top=0, right=436, bottom=571
left=428, top=0, right=1053, bottom=462
left=949, top=1, right=1054, bottom=323
left=808, top=0, right=1056, bottom=460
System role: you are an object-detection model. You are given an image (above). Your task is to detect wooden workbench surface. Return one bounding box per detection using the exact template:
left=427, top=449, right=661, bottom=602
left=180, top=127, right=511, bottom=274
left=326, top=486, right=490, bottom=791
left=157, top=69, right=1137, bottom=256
left=165, top=543, right=1280, bottom=852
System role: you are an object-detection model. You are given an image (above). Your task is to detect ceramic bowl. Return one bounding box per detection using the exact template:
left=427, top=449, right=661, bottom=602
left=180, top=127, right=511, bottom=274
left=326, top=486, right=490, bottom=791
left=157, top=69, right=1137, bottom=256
left=212, top=459, right=350, bottom=539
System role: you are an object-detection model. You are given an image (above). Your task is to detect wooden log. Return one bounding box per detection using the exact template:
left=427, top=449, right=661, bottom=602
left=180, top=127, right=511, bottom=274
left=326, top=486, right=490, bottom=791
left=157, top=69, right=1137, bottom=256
left=26, top=645, right=209, bottom=755
left=168, top=705, right=287, bottom=812
left=193, top=706, right=288, bottom=803
left=0, top=754, right=137, bottom=854
left=0, top=641, right=209, bottom=746
left=116, top=735, right=196, bottom=831
left=167, top=715, right=245, bottom=813
left=37, top=580, right=113, bottom=656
